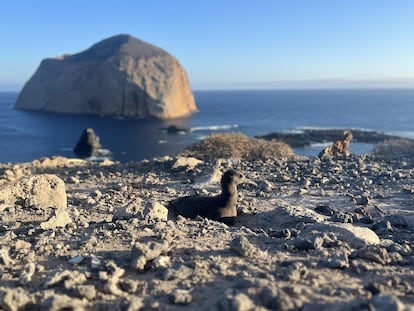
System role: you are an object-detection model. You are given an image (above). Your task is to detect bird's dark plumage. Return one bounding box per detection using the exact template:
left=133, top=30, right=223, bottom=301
left=168, top=169, right=245, bottom=225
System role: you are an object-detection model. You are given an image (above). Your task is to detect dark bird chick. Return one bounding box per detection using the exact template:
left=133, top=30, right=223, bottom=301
left=168, top=169, right=252, bottom=225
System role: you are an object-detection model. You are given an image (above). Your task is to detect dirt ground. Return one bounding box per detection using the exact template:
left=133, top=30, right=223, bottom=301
left=0, top=154, right=413, bottom=310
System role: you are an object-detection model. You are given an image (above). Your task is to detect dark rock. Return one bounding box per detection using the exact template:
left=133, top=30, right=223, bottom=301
left=355, top=195, right=370, bottom=206
left=331, top=211, right=354, bottom=223
left=372, top=220, right=393, bottom=234
left=163, top=125, right=191, bottom=134
left=270, top=229, right=292, bottom=239
left=314, top=205, right=335, bottom=216
left=73, top=128, right=103, bottom=157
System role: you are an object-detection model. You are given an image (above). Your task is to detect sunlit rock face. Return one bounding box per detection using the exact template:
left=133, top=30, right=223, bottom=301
left=15, top=34, right=197, bottom=119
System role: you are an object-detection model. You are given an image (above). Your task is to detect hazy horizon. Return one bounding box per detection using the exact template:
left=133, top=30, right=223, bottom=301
left=1, top=0, right=414, bottom=92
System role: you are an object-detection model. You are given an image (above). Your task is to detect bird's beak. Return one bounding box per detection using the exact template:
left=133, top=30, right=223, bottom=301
left=243, top=177, right=257, bottom=187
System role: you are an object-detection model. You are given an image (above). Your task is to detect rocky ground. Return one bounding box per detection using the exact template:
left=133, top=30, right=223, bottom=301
left=0, top=153, right=413, bottom=311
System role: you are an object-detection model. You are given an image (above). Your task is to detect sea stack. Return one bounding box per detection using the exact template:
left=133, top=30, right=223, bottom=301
left=15, top=34, right=197, bottom=119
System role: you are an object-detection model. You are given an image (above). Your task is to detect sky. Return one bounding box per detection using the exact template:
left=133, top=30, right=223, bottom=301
left=1, top=0, right=414, bottom=91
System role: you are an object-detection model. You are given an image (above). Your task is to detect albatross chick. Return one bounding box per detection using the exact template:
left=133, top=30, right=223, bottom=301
left=168, top=169, right=252, bottom=225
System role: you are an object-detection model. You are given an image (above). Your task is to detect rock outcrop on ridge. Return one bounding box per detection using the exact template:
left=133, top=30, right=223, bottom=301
left=15, top=34, right=197, bottom=119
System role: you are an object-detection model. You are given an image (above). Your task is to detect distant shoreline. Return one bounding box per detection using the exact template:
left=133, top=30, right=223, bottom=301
left=257, top=128, right=412, bottom=148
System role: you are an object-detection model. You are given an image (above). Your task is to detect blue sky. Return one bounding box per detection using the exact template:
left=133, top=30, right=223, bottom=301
left=1, top=0, right=414, bottom=91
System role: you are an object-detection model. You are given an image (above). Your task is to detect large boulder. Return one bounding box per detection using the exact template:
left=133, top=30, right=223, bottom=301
left=15, top=34, right=197, bottom=119
left=0, top=174, right=67, bottom=211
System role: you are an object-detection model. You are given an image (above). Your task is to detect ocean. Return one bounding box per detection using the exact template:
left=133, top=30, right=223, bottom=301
left=1, top=89, right=414, bottom=163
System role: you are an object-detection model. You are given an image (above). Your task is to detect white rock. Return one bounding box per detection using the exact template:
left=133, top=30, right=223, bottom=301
left=302, top=222, right=380, bottom=248
left=40, top=208, right=72, bottom=230
left=172, top=157, right=204, bottom=171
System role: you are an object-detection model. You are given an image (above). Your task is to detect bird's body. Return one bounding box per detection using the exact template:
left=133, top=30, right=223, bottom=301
left=168, top=169, right=245, bottom=225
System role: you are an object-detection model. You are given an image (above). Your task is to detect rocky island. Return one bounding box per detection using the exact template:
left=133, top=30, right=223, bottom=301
left=15, top=34, right=197, bottom=119
left=0, top=133, right=413, bottom=310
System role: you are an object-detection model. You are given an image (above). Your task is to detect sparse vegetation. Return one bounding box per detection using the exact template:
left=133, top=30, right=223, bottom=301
left=373, top=138, right=414, bottom=159
left=181, top=132, right=292, bottom=161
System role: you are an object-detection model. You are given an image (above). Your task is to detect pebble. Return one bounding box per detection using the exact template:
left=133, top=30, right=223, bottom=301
left=130, top=239, right=169, bottom=270
left=370, top=294, right=406, bottom=311
left=68, top=255, right=85, bottom=265
left=127, top=296, right=144, bottom=311
left=325, top=251, right=350, bottom=269
left=19, top=262, right=36, bottom=285
left=0, top=287, right=32, bottom=311
left=230, top=293, right=255, bottom=311
left=230, top=236, right=263, bottom=258
left=171, top=289, right=192, bottom=304
left=75, top=284, right=97, bottom=300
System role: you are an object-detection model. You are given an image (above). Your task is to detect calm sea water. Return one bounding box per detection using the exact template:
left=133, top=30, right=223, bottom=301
left=1, top=89, right=414, bottom=163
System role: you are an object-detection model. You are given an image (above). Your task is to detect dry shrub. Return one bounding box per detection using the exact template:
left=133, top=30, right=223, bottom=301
left=373, top=138, right=414, bottom=159
left=182, top=132, right=292, bottom=161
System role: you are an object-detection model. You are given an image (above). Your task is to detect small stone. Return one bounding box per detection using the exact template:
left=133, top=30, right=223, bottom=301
left=40, top=208, right=72, bottom=230
left=0, top=287, right=32, bottom=311
left=19, top=262, right=36, bottom=285
left=326, top=251, right=349, bottom=269
left=172, top=157, right=203, bottom=171
left=130, top=239, right=169, bottom=271
left=42, top=294, right=85, bottom=311
left=371, top=294, right=406, bottom=311
left=257, top=180, right=273, bottom=192
left=127, top=296, right=144, bottom=311
left=315, top=205, right=335, bottom=216
left=354, top=246, right=390, bottom=265
left=119, top=279, right=141, bottom=294
left=106, top=261, right=125, bottom=279
left=230, top=236, right=262, bottom=257
left=230, top=293, right=255, bottom=311
left=270, top=229, right=291, bottom=239
left=68, top=255, right=85, bottom=265
left=164, top=265, right=193, bottom=281
left=260, top=286, right=299, bottom=311
left=113, top=198, right=143, bottom=220
left=90, top=254, right=101, bottom=269
left=14, top=240, right=32, bottom=251
left=356, top=195, right=369, bottom=206
left=75, top=284, right=96, bottom=300
left=70, top=176, right=80, bottom=184
left=171, top=289, right=192, bottom=304
left=104, top=278, right=125, bottom=296
left=293, top=235, right=325, bottom=251
left=152, top=255, right=171, bottom=269
left=142, top=201, right=169, bottom=221
left=0, top=246, right=14, bottom=266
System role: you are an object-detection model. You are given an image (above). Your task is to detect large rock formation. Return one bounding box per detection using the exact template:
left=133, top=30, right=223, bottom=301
left=15, top=34, right=197, bottom=119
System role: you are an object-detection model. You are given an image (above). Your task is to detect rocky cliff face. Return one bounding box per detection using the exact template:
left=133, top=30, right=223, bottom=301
left=15, top=34, right=197, bottom=119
